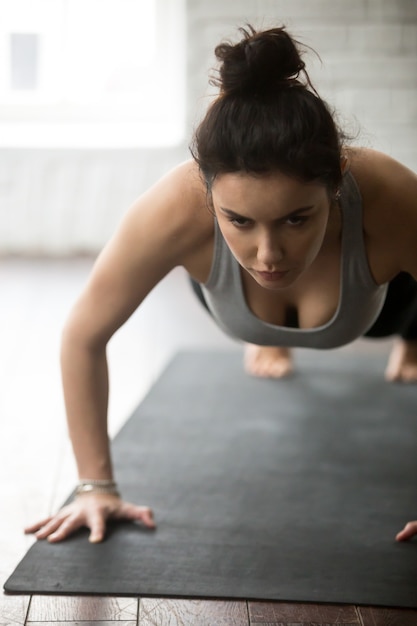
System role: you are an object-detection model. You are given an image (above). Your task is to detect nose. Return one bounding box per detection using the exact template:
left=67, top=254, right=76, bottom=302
left=256, top=230, right=284, bottom=268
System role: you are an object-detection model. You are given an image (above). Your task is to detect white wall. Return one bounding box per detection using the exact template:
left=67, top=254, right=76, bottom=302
left=0, top=146, right=186, bottom=254
left=186, top=0, right=417, bottom=169
left=0, top=0, right=416, bottom=255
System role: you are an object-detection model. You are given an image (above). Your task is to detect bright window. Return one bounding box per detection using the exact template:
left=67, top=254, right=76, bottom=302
left=0, top=0, right=185, bottom=147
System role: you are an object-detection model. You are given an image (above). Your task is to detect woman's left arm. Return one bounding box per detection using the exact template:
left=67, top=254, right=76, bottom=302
left=358, top=150, right=417, bottom=542
left=389, top=159, right=417, bottom=542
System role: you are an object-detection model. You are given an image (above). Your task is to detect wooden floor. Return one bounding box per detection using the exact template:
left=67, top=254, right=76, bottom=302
left=1, top=257, right=415, bottom=626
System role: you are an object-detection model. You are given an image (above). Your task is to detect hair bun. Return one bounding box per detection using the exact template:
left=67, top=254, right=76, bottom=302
left=213, top=25, right=307, bottom=97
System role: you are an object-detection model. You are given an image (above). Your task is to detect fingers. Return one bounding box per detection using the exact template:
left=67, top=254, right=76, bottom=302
left=34, top=515, right=66, bottom=540
left=140, top=507, right=156, bottom=528
left=24, top=499, right=156, bottom=544
left=396, top=521, right=417, bottom=542
left=116, top=503, right=156, bottom=529
left=88, top=513, right=107, bottom=544
left=86, top=503, right=156, bottom=541
left=24, top=517, right=54, bottom=534
left=33, top=513, right=82, bottom=543
left=47, top=515, right=84, bottom=543
left=30, top=511, right=107, bottom=544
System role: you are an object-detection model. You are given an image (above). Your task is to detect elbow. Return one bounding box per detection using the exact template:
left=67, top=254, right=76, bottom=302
left=60, top=309, right=108, bottom=362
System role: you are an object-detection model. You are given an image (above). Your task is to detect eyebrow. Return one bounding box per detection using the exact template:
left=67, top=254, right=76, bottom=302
left=219, top=205, right=315, bottom=220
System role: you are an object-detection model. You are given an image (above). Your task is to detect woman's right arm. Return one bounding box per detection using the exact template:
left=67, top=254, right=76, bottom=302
left=25, top=161, right=212, bottom=543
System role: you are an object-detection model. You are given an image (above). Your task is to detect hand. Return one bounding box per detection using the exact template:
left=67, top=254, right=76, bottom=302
left=24, top=493, right=156, bottom=543
left=396, top=520, right=417, bottom=542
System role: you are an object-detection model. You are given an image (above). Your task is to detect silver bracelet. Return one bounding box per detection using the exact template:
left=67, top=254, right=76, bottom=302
left=78, top=479, right=117, bottom=487
left=74, top=479, right=120, bottom=498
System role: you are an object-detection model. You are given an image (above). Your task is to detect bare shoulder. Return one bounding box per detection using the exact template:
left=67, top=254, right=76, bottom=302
left=347, top=147, right=417, bottom=280
left=66, top=160, right=214, bottom=344
left=348, top=147, right=417, bottom=204
left=99, top=158, right=214, bottom=277
left=124, top=158, right=213, bottom=255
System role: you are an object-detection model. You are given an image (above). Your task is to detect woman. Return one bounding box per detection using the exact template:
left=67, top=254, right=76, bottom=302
left=25, top=25, right=417, bottom=544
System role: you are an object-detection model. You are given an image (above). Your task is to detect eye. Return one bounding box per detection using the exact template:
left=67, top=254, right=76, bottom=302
left=286, top=215, right=308, bottom=227
left=229, top=216, right=252, bottom=228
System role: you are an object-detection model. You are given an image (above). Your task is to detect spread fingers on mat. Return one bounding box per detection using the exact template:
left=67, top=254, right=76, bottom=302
left=31, top=517, right=65, bottom=539
left=25, top=503, right=75, bottom=537
left=47, top=514, right=87, bottom=542
left=34, top=513, right=78, bottom=541
left=396, top=520, right=417, bottom=541
left=24, top=516, right=55, bottom=534
left=27, top=512, right=70, bottom=538
left=114, top=502, right=156, bottom=528
left=86, top=512, right=107, bottom=543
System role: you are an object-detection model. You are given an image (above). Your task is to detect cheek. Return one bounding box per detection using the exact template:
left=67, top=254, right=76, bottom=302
left=218, top=223, right=250, bottom=258
left=303, top=221, right=328, bottom=260
left=286, top=226, right=325, bottom=265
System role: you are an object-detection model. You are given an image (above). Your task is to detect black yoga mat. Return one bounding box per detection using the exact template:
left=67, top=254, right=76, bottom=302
left=5, top=350, right=417, bottom=606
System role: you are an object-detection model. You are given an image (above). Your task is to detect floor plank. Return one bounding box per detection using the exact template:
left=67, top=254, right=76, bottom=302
left=27, top=595, right=138, bottom=622
left=0, top=593, right=30, bottom=626
left=27, top=622, right=137, bottom=626
left=248, top=601, right=361, bottom=624
left=358, top=605, right=417, bottom=625
left=139, top=599, right=249, bottom=625
left=27, top=623, right=137, bottom=626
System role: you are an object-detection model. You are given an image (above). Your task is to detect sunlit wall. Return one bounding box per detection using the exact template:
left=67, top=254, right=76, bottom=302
left=0, top=0, right=416, bottom=254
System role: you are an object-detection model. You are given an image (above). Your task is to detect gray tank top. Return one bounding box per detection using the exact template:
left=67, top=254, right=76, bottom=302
left=201, top=172, right=387, bottom=349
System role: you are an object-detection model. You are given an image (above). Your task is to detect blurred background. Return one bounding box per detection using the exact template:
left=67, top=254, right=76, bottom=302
left=0, top=0, right=416, bottom=254
left=1, top=0, right=416, bottom=608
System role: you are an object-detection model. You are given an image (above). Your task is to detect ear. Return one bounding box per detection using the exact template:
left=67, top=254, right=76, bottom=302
left=340, top=154, right=349, bottom=175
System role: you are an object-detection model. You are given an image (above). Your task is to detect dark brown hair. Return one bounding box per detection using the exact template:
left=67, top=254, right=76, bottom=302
left=191, top=25, right=345, bottom=193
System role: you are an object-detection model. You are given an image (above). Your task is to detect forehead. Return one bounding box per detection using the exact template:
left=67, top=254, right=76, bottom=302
left=212, top=171, right=328, bottom=211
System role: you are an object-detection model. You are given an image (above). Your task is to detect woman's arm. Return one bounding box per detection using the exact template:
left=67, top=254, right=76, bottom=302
left=356, top=150, right=417, bottom=541
left=25, top=161, right=212, bottom=542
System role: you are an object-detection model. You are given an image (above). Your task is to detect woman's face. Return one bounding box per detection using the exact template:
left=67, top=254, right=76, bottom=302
left=211, top=170, right=333, bottom=290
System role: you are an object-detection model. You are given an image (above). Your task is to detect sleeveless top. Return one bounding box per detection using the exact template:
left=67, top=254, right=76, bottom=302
left=200, top=172, right=388, bottom=349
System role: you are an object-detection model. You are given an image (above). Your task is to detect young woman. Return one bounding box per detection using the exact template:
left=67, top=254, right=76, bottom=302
left=25, top=26, right=417, bottom=544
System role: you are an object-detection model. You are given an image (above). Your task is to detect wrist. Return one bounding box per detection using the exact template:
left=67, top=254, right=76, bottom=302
left=74, top=478, right=120, bottom=498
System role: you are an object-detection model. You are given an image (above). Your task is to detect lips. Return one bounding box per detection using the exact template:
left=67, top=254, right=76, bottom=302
left=255, top=270, right=290, bottom=282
